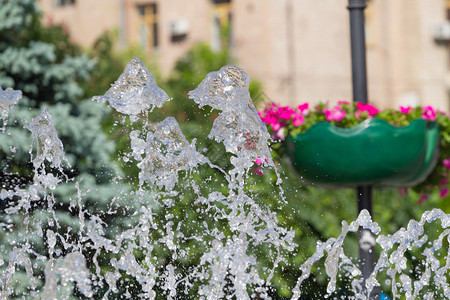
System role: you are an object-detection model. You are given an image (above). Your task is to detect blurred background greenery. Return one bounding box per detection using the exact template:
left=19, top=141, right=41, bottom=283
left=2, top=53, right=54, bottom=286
left=0, top=1, right=448, bottom=299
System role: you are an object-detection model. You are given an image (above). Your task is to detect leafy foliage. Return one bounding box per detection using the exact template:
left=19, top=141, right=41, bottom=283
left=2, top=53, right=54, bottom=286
left=0, top=1, right=132, bottom=297
left=259, top=101, right=450, bottom=202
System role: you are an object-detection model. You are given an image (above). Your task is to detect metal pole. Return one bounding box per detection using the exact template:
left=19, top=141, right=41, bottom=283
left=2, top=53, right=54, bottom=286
left=347, top=1, right=380, bottom=298
left=347, top=0, right=368, bottom=104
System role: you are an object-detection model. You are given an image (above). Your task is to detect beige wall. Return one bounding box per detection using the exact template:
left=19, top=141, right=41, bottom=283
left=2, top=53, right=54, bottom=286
left=38, top=0, right=450, bottom=111
left=126, top=0, right=211, bottom=73
left=38, top=0, right=120, bottom=47
left=38, top=0, right=215, bottom=75
left=233, top=0, right=449, bottom=110
left=365, top=0, right=449, bottom=110
left=233, top=0, right=353, bottom=107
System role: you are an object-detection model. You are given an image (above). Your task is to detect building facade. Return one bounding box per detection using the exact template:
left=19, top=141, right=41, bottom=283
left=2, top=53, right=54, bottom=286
left=38, top=0, right=450, bottom=110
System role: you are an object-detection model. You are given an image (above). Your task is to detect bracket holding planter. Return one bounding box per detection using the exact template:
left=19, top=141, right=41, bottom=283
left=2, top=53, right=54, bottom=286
left=286, top=118, right=440, bottom=188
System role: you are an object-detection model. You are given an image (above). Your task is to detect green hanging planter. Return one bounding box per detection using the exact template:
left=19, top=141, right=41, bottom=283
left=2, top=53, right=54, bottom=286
left=285, top=118, right=440, bottom=188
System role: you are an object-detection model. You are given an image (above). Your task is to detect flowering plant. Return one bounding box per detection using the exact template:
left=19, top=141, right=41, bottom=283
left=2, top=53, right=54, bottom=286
left=258, top=101, right=450, bottom=201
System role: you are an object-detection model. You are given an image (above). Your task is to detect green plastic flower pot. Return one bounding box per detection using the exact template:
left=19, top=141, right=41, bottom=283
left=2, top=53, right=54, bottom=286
left=285, top=118, right=439, bottom=188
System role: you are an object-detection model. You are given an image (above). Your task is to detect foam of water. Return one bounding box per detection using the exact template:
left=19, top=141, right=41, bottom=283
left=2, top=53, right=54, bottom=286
left=1, top=57, right=450, bottom=299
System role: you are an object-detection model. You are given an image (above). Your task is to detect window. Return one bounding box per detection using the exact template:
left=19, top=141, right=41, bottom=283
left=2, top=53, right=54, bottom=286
left=211, top=0, right=232, bottom=50
left=138, top=4, right=159, bottom=52
left=55, top=0, right=75, bottom=6
left=170, top=19, right=189, bottom=43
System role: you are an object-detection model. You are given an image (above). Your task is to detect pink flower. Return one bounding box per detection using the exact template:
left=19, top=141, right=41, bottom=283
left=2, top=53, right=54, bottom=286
left=422, top=106, right=436, bottom=120
left=298, top=103, right=309, bottom=112
left=323, top=106, right=346, bottom=121
left=292, top=112, right=305, bottom=126
left=254, top=158, right=262, bottom=165
left=399, top=106, right=411, bottom=114
left=440, top=188, right=449, bottom=198
left=367, top=107, right=378, bottom=116
left=263, top=110, right=279, bottom=125
left=253, top=167, right=263, bottom=175
left=356, top=102, right=379, bottom=116
left=418, top=194, right=429, bottom=204
left=271, top=122, right=281, bottom=131
left=278, top=106, right=294, bottom=120
left=443, top=158, right=450, bottom=169
left=333, top=108, right=346, bottom=121
left=338, top=100, right=350, bottom=105
left=258, top=111, right=266, bottom=122
left=356, top=102, right=366, bottom=111
left=323, top=109, right=332, bottom=120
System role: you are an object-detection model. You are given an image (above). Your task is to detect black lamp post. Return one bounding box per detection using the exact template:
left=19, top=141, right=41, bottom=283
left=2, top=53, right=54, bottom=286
left=347, top=0, right=380, bottom=298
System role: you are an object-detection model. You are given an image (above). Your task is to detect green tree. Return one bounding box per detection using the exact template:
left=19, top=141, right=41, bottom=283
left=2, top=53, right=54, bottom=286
left=0, top=1, right=133, bottom=298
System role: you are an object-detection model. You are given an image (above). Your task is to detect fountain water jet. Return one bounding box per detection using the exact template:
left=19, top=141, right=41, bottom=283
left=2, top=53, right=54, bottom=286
left=0, top=87, right=21, bottom=131
left=0, top=57, right=449, bottom=299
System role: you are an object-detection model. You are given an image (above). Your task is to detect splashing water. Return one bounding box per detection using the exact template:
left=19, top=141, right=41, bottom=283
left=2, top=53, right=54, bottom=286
left=0, top=87, right=21, bottom=130
left=1, top=57, right=450, bottom=299
left=189, top=65, right=274, bottom=175
left=25, top=109, right=68, bottom=173
left=92, top=57, right=170, bottom=119
left=129, top=116, right=208, bottom=190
